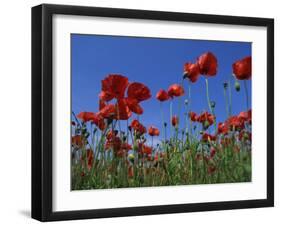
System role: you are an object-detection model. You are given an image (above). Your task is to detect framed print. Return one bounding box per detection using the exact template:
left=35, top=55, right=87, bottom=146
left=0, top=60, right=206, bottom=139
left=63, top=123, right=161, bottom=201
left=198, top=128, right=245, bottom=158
left=31, top=4, right=274, bottom=221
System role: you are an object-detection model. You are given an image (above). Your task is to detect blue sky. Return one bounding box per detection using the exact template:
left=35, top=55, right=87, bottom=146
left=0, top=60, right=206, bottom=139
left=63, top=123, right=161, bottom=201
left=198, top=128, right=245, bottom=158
left=71, top=34, right=251, bottom=137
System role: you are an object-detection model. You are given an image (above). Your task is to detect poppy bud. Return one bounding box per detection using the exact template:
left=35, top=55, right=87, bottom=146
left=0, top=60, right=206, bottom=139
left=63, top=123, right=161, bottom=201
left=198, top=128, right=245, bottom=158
left=203, top=120, right=210, bottom=130
left=183, top=71, right=188, bottom=79
left=164, top=122, right=167, bottom=127
left=184, top=99, right=189, bottom=105
left=85, top=132, right=90, bottom=138
left=128, top=153, right=135, bottom=162
left=235, top=80, right=240, bottom=91
left=210, top=101, right=216, bottom=109
left=223, top=82, right=228, bottom=88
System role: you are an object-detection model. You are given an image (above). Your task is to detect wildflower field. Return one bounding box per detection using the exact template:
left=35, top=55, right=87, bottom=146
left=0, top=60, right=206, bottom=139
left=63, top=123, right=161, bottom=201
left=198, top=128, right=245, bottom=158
left=71, top=37, right=252, bottom=190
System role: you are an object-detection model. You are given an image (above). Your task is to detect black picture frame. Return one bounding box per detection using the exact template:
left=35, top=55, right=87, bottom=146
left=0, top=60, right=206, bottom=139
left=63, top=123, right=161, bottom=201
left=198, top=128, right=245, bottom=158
left=32, top=3, right=274, bottom=222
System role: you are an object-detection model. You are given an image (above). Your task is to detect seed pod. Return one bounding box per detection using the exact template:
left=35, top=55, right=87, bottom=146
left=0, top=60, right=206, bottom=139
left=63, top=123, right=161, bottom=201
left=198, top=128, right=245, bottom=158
left=235, top=80, right=240, bottom=91
left=210, top=101, right=216, bottom=109
left=223, top=82, right=228, bottom=88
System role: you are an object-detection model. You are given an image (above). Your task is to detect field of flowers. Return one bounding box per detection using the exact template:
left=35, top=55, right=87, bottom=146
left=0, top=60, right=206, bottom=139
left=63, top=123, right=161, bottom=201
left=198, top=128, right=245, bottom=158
left=71, top=52, right=252, bottom=190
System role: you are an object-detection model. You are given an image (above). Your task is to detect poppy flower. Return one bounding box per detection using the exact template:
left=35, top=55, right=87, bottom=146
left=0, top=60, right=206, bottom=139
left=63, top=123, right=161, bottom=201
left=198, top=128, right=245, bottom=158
left=99, top=104, right=116, bottom=118
left=99, top=98, right=107, bottom=111
left=210, top=147, right=216, bottom=158
left=167, top=84, right=184, bottom=98
left=121, top=143, right=132, bottom=152
left=86, top=149, right=94, bottom=170
left=101, top=74, right=129, bottom=100
left=239, top=130, right=252, bottom=142
left=171, top=115, right=179, bottom=127
left=99, top=90, right=114, bottom=102
left=77, top=112, right=95, bottom=122
left=71, top=135, right=85, bottom=147
left=139, top=143, right=152, bottom=155
left=106, top=130, right=118, bottom=140
left=130, top=119, right=146, bottom=135
left=183, top=62, right=200, bottom=82
left=217, top=122, right=228, bottom=134
left=232, top=56, right=251, bottom=80
left=127, top=82, right=151, bottom=102
left=189, top=111, right=198, bottom=122
left=148, top=126, right=160, bottom=136
left=226, top=115, right=245, bottom=130
left=156, top=89, right=170, bottom=102
left=238, top=109, right=252, bottom=124
left=197, top=52, right=218, bottom=76
left=197, top=112, right=215, bottom=127
left=128, top=166, right=134, bottom=178
left=91, top=113, right=106, bottom=130
left=105, top=136, right=122, bottom=152
left=201, top=133, right=217, bottom=142
left=125, top=98, right=143, bottom=115
left=115, top=99, right=132, bottom=120
left=207, top=165, right=216, bottom=174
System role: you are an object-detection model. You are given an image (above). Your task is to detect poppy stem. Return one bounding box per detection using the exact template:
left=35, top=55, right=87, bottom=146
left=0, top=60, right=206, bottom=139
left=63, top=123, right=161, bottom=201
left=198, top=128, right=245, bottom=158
left=228, top=76, right=232, bottom=116
left=223, top=85, right=229, bottom=117
left=205, top=78, right=217, bottom=131
left=170, top=100, right=173, bottom=139
left=244, top=80, right=249, bottom=110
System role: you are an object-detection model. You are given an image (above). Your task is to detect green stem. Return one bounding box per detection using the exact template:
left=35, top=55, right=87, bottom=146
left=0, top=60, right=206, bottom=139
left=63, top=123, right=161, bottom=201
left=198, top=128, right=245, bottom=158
left=244, top=80, right=249, bottom=110
left=228, top=76, right=232, bottom=116
left=223, top=87, right=229, bottom=117
left=205, top=78, right=217, bottom=131
left=170, top=100, right=173, bottom=139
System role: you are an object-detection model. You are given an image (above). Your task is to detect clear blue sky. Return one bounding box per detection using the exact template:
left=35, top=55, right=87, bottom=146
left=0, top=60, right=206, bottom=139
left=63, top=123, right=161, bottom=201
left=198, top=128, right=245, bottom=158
left=71, top=34, right=251, bottom=136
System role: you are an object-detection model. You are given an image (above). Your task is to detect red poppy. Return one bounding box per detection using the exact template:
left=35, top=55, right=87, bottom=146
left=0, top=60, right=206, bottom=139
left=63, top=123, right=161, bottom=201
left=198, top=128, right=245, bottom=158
left=197, top=52, right=218, bottom=76
left=127, top=82, right=151, bottom=102
left=130, top=119, right=147, bottom=135
left=77, top=112, right=95, bottom=122
left=226, top=115, right=245, bottom=130
left=115, top=99, right=132, bottom=120
left=71, top=135, right=85, bottom=147
left=210, top=147, right=216, bottom=158
left=232, top=56, right=251, bottom=80
left=101, top=74, right=129, bottom=100
left=207, top=165, right=216, bottom=174
left=189, top=111, right=198, bottom=122
left=139, top=144, right=152, bottom=155
left=197, top=112, right=215, bottom=126
left=99, top=90, right=114, bottom=102
left=171, top=115, right=179, bottom=127
left=99, top=104, right=116, bottom=118
left=125, top=98, right=143, bottom=115
left=91, top=113, right=106, bottom=131
left=121, top=143, right=132, bottom=152
left=239, top=131, right=252, bottom=142
left=183, top=62, right=200, bottom=82
left=148, top=126, right=160, bottom=136
left=128, top=166, right=134, bottom=178
left=86, top=149, right=94, bottom=170
left=217, top=122, right=228, bottom=135
left=167, top=84, right=184, bottom=98
left=202, top=133, right=217, bottom=142
left=156, top=89, right=170, bottom=102
left=105, top=136, right=122, bottom=152
left=99, top=98, right=107, bottom=111
left=238, top=109, right=252, bottom=124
